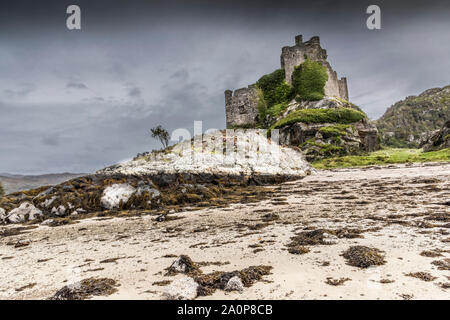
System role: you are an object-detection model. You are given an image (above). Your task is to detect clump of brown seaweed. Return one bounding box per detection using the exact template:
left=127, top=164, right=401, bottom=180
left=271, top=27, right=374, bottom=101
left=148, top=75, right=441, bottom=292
left=342, top=246, right=386, bottom=268
left=49, top=278, right=119, bottom=300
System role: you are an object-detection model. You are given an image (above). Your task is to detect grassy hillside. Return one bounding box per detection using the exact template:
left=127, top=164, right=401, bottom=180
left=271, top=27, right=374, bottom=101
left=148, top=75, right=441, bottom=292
left=312, top=148, right=450, bottom=169
left=376, top=85, right=450, bottom=148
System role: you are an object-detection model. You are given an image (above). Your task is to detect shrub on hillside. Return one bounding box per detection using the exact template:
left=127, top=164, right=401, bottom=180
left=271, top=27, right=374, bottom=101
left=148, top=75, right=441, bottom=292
left=256, top=69, right=294, bottom=110
left=292, top=59, right=328, bottom=101
left=0, top=182, right=4, bottom=197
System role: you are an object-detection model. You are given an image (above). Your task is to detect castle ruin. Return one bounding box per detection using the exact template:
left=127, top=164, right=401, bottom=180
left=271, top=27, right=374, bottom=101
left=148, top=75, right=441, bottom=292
left=225, top=35, right=349, bottom=128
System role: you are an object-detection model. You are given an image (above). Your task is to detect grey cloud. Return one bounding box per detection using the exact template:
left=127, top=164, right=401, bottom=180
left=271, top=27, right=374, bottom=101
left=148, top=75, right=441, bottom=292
left=3, top=83, right=35, bottom=99
left=127, top=86, right=142, bottom=98
left=42, top=134, right=61, bottom=146
left=0, top=0, right=449, bottom=174
left=66, top=82, right=88, bottom=90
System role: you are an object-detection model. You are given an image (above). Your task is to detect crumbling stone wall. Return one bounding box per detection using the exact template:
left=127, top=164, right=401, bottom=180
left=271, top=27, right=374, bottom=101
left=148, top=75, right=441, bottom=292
left=225, top=85, right=258, bottom=128
left=280, top=35, right=348, bottom=100
left=338, top=78, right=349, bottom=101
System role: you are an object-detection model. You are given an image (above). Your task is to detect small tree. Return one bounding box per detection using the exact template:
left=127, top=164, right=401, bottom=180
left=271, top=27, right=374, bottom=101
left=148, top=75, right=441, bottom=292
left=0, top=181, right=4, bottom=197
left=150, top=125, right=169, bottom=149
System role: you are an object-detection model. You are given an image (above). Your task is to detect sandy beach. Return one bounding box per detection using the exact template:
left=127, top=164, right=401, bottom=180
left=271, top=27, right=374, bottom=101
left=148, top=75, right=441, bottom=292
left=1, top=162, right=449, bottom=300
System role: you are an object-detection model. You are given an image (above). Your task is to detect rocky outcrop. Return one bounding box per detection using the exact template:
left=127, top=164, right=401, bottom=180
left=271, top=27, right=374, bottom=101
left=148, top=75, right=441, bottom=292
left=2, top=202, right=43, bottom=223
left=99, top=130, right=311, bottom=177
left=376, top=85, right=450, bottom=148
left=270, top=98, right=379, bottom=161
left=0, top=131, right=312, bottom=224
left=420, top=120, right=450, bottom=152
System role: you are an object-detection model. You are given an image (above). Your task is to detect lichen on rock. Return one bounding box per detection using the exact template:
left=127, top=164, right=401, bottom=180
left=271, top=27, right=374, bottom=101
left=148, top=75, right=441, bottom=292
left=100, top=183, right=136, bottom=210
left=6, top=202, right=42, bottom=223
left=164, top=277, right=199, bottom=300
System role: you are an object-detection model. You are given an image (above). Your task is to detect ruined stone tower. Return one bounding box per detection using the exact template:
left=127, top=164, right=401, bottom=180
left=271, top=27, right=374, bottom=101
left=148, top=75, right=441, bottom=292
left=281, top=35, right=348, bottom=101
left=225, top=35, right=349, bottom=128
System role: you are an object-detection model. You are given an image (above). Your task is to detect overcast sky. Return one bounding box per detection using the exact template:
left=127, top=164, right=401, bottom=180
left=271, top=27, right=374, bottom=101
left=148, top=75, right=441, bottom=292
left=1, top=0, right=449, bottom=174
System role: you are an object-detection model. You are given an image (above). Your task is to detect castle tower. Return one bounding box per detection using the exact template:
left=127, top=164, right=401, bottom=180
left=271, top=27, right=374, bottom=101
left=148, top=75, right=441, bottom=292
left=280, top=35, right=348, bottom=100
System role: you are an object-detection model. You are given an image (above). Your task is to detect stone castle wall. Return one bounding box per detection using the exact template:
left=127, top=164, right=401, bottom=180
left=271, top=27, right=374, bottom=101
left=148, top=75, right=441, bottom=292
left=225, top=35, right=349, bottom=128
left=225, top=85, right=258, bottom=128
left=280, top=35, right=348, bottom=100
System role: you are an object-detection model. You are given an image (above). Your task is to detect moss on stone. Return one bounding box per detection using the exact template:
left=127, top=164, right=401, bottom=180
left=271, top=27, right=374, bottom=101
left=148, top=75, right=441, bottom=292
left=318, top=124, right=350, bottom=137
left=291, top=58, right=328, bottom=101
left=270, top=107, right=366, bottom=130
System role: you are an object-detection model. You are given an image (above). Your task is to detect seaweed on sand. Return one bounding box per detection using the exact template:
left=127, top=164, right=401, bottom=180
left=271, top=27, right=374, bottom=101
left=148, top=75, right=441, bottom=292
left=325, top=277, right=351, bottom=286
left=342, top=246, right=386, bottom=268
left=431, top=258, right=450, bottom=271
left=165, top=255, right=201, bottom=276
left=194, top=265, right=272, bottom=296
left=405, top=272, right=437, bottom=282
left=49, top=278, right=118, bottom=300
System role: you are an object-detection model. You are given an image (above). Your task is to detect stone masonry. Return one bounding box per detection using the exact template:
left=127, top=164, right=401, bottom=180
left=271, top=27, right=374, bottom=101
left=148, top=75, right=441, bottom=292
left=280, top=35, right=348, bottom=101
left=224, top=85, right=259, bottom=128
left=225, top=35, right=349, bottom=128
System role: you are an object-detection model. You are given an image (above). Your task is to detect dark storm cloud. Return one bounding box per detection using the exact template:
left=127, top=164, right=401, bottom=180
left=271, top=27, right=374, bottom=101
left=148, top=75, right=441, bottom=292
left=0, top=0, right=449, bottom=174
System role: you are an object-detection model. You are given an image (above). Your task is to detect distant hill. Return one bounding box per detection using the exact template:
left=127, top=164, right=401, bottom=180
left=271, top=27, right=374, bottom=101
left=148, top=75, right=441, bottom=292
left=376, top=85, right=450, bottom=148
left=0, top=173, right=86, bottom=195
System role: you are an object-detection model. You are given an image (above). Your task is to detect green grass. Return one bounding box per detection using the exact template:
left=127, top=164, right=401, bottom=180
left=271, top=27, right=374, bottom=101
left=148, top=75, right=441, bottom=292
left=269, top=107, right=366, bottom=130
left=266, top=101, right=289, bottom=117
left=318, top=124, right=350, bottom=137
left=312, top=148, right=450, bottom=169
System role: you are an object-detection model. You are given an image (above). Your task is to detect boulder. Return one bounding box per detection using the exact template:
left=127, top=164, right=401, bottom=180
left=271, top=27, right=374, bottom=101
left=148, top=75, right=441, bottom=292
left=0, top=208, right=6, bottom=223
left=420, top=120, right=450, bottom=152
left=164, top=277, right=198, bottom=300
left=224, top=276, right=244, bottom=292
left=100, top=183, right=136, bottom=210
left=7, top=202, right=42, bottom=223
left=51, top=205, right=67, bottom=216
left=166, top=255, right=200, bottom=276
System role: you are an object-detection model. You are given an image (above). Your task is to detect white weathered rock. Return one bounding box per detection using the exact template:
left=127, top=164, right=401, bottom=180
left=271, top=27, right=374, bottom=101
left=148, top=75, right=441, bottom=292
left=136, top=185, right=160, bottom=198
left=71, top=208, right=86, bottom=216
left=7, top=202, right=43, bottom=223
left=41, top=196, right=57, bottom=208
left=224, top=276, right=244, bottom=292
left=100, top=184, right=136, bottom=210
left=97, top=130, right=312, bottom=178
left=170, top=256, right=189, bottom=273
left=164, top=277, right=198, bottom=300
left=41, top=219, right=54, bottom=226
left=51, top=205, right=66, bottom=216
left=322, top=232, right=339, bottom=245
left=0, top=208, right=7, bottom=223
